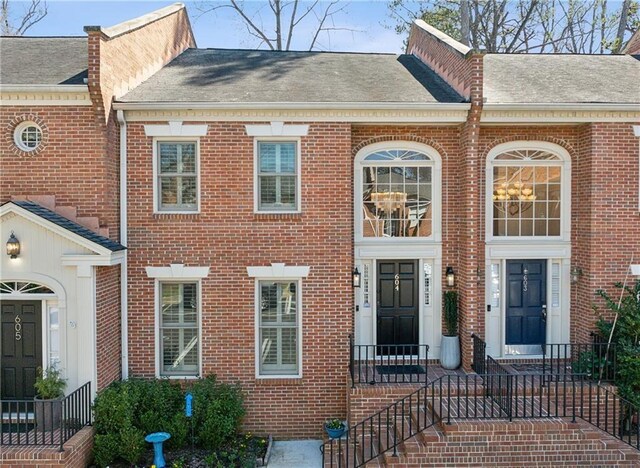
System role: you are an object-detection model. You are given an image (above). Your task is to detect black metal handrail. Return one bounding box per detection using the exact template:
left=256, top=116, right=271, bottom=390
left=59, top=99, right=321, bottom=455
left=471, top=333, right=487, bottom=375
left=1, top=381, right=92, bottom=450
left=485, top=355, right=512, bottom=419
left=349, top=339, right=429, bottom=386
left=541, top=342, right=617, bottom=383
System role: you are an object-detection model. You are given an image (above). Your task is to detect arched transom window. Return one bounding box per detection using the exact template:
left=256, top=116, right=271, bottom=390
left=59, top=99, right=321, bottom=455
left=0, top=281, right=54, bottom=295
left=360, top=148, right=435, bottom=238
left=490, top=146, right=568, bottom=237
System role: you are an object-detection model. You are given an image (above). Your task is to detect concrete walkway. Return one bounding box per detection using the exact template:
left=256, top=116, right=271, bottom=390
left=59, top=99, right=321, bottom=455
left=267, top=439, right=323, bottom=467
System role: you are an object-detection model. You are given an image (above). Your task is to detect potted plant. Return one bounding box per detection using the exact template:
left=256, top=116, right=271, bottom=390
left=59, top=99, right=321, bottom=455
left=324, top=418, right=346, bottom=439
left=34, top=365, right=67, bottom=429
left=441, top=291, right=461, bottom=369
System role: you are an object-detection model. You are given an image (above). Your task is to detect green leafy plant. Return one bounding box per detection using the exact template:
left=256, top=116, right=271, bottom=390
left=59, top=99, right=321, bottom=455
left=34, top=366, right=67, bottom=399
left=443, top=290, right=459, bottom=336
left=325, top=418, right=345, bottom=430
left=118, top=424, right=145, bottom=465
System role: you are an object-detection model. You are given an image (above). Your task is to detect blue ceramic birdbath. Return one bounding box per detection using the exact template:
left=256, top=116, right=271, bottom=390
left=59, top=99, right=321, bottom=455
left=145, top=432, right=171, bottom=468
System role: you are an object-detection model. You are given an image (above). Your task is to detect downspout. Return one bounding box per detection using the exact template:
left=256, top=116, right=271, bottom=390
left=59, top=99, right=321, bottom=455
left=117, top=109, right=129, bottom=379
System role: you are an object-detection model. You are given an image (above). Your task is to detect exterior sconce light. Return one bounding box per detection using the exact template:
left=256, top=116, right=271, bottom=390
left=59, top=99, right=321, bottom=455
left=446, top=266, right=455, bottom=287
left=570, top=266, right=583, bottom=284
left=352, top=268, right=361, bottom=288
left=6, top=232, right=20, bottom=259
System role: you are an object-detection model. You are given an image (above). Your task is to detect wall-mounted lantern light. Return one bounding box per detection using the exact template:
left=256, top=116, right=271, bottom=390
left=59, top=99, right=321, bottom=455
left=6, top=232, right=20, bottom=259
left=570, top=266, right=583, bottom=284
left=446, top=266, right=455, bottom=287
left=352, top=268, right=361, bottom=288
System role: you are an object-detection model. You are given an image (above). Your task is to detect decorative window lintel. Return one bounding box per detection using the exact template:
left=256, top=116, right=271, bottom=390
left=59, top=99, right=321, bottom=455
left=146, top=264, right=210, bottom=279
left=144, top=121, right=208, bottom=137
left=245, top=121, right=309, bottom=137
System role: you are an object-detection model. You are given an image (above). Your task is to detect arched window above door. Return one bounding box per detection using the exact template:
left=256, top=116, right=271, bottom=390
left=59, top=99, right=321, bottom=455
left=487, top=142, right=571, bottom=239
left=0, top=281, right=54, bottom=295
left=355, top=142, right=442, bottom=242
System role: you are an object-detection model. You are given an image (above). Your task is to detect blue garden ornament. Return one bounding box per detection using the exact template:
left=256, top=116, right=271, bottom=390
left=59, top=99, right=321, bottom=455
left=185, top=392, right=193, bottom=417
left=145, top=432, right=171, bottom=468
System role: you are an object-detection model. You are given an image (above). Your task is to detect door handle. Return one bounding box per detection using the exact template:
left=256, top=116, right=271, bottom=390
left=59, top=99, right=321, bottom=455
left=542, top=304, right=547, bottom=321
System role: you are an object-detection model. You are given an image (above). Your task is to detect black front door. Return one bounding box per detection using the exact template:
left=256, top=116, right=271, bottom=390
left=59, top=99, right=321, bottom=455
left=377, top=260, right=419, bottom=354
left=1, top=300, right=42, bottom=400
left=506, top=260, right=547, bottom=346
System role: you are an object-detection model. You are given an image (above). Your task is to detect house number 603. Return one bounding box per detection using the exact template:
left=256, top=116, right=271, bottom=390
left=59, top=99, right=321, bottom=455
left=14, top=315, right=22, bottom=341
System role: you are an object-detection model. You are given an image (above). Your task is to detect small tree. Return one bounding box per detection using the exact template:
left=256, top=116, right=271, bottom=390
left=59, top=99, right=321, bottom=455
left=444, top=290, right=458, bottom=336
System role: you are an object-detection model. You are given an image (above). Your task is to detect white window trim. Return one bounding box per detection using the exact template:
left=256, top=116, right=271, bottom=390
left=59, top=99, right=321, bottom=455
left=248, top=263, right=309, bottom=379
left=253, top=137, right=302, bottom=214
left=13, top=121, right=42, bottom=152
left=154, top=279, right=203, bottom=379
left=144, top=121, right=208, bottom=137
left=354, top=141, right=443, bottom=245
left=152, top=137, right=201, bottom=214
left=485, top=141, right=572, bottom=243
left=245, top=121, right=309, bottom=137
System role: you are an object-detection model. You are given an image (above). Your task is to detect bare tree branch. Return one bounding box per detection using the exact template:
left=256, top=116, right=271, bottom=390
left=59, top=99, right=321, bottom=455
left=1, top=0, right=47, bottom=36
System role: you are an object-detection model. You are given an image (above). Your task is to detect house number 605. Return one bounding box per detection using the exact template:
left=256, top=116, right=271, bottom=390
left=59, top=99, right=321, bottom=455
left=14, top=315, right=22, bottom=341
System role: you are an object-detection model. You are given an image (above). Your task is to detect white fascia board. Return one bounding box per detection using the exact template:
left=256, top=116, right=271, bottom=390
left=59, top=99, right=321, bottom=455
left=482, top=103, right=640, bottom=111
left=0, top=203, right=114, bottom=256
left=0, top=85, right=89, bottom=93
left=246, top=263, right=310, bottom=278
left=145, top=264, right=210, bottom=279
left=61, top=251, right=126, bottom=267
left=114, top=101, right=472, bottom=111
left=245, top=122, right=309, bottom=137
left=144, top=121, right=208, bottom=137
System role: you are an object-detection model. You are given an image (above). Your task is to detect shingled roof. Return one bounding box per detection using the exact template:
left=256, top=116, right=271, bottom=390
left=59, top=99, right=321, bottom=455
left=119, top=48, right=466, bottom=104
left=7, top=201, right=125, bottom=252
left=0, top=37, right=88, bottom=85
left=483, top=54, right=640, bottom=105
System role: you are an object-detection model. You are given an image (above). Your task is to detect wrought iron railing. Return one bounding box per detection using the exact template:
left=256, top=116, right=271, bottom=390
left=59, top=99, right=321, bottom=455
left=541, top=341, right=617, bottom=384
left=471, top=333, right=487, bottom=375
left=485, top=355, right=512, bottom=419
left=349, top=335, right=429, bottom=386
left=1, top=381, right=92, bottom=450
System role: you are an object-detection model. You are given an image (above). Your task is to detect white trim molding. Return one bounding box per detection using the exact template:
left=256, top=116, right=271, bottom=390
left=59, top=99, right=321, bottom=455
left=144, top=121, right=208, bottom=137
left=247, top=263, right=310, bottom=279
left=146, top=263, right=210, bottom=279
left=481, top=104, right=640, bottom=124
left=0, top=85, right=91, bottom=106
left=245, top=121, right=309, bottom=137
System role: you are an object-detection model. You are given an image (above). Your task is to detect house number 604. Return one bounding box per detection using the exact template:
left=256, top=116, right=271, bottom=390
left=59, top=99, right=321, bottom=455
left=14, top=315, right=22, bottom=341
left=394, top=274, right=400, bottom=291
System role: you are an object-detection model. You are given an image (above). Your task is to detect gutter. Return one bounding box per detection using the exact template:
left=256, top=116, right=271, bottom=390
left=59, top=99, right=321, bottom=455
left=112, top=101, right=472, bottom=111
left=116, top=110, right=129, bottom=380
left=482, top=103, right=640, bottom=112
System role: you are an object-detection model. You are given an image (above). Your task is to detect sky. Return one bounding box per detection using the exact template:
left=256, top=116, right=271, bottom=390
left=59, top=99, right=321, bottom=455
left=21, top=0, right=410, bottom=53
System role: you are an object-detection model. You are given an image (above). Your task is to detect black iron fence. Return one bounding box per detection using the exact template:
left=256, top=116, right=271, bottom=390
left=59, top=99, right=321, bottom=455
left=1, top=381, right=92, bottom=450
left=323, top=372, right=639, bottom=467
left=349, top=335, right=429, bottom=386
left=541, top=341, right=617, bottom=383
left=471, top=333, right=487, bottom=375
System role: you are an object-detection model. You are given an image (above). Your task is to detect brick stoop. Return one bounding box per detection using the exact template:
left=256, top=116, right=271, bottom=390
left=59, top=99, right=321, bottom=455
left=0, top=426, right=95, bottom=467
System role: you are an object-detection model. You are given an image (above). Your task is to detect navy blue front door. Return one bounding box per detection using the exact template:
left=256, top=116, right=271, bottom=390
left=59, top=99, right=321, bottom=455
left=506, top=260, right=547, bottom=346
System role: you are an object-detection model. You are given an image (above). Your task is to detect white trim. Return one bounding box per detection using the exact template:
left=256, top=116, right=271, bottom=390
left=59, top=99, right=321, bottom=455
left=0, top=203, right=119, bottom=257
left=0, top=85, right=91, bottom=106
left=146, top=263, right=211, bottom=279
left=254, top=278, right=304, bottom=379
left=483, top=103, right=640, bottom=111
left=152, top=137, right=201, bottom=214
left=630, top=265, right=640, bottom=276
left=246, top=263, right=310, bottom=278
left=354, top=141, right=443, bottom=245
left=117, top=109, right=129, bottom=379
left=13, top=121, right=42, bottom=152
left=413, top=19, right=471, bottom=55
left=144, top=121, right=209, bottom=137
left=253, top=138, right=302, bottom=214
left=633, top=126, right=640, bottom=138
left=245, top=122, right=309, bottom=137
left=0, top=85, right=89, bottom=93
left=485, top=141, right=572, bottom=243
left=486, top=242, right=571, bottom=259
left=634, top=125, right=640, bottom=212
left=154, top=279, right=203, bottom=379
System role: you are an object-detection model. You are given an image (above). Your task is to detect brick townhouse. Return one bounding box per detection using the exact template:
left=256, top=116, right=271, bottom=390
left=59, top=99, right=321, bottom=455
left=1, top=3, right=639, bottom=466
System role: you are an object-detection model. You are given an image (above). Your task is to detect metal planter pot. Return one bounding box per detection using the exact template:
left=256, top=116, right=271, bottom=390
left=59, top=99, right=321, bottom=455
left=440, top=335, right=461, bottom=370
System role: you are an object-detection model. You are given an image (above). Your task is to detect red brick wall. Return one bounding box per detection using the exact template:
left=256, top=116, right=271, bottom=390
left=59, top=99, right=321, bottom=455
left=96, top=265, right=122, bottom=391
left=624, top=30, right=640, bottom=54
left=406, top=21, right=473, bottom=99
left=126, top=121, right=353, bottom=437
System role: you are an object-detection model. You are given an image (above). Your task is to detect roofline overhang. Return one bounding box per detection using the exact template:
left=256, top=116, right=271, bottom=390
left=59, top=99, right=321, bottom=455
left=112, top=101, right=471, bottom=111
left=0, top=84, right=89, bottom=93
left=482, top=102, right=640, bottom=111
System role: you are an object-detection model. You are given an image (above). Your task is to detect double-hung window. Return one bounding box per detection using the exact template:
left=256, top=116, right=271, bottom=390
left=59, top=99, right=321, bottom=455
left=256, top=141, right=299, bottom=212
left=258, top=280, right=299, bottom=376
left=159, top=282, right=199, bottom=376
left=157, top=141, right=198, bottom=212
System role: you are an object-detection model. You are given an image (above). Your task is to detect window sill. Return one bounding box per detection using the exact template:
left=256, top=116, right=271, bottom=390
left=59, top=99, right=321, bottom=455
left=255, top=377, right=303, bottom=386
left=153, top=212, right=200, bottom=220
left=253, top=212, right=302, bottom=221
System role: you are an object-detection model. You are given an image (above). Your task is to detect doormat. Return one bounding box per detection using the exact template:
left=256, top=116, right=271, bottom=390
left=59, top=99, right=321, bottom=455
left=376, top=365, right=426, bottom=375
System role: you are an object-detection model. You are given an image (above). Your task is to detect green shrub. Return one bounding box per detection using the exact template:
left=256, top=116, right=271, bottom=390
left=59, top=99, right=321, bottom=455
left=191, top=375, right=245, bottom=450
left=118, top=424, right=146, bottom=465
left=93, top=433, right=120, bottom=468
left=443, top=291, right=458, bottom=336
